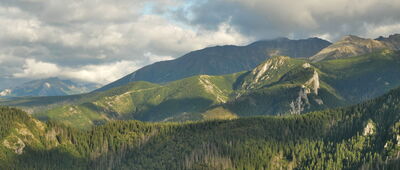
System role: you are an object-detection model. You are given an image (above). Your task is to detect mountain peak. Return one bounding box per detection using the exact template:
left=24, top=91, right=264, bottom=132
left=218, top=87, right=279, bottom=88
left=240, top=56, right=304, bottom=90
left=310, top=35, right=389, bottom=62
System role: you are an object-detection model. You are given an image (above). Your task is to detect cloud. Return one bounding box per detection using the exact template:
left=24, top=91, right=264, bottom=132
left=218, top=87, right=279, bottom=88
left=181, top=0, right=400, bottom=40
left=1, top=0, right=400, bottom=87
left=13, top=59, right=61, bottom=78
left=62, top=60, right=139, bottom=84
left=144, top=52, right=174, bottom=63
left=364, top=23, right=400, bottom=39
left=0, top=0, right=250, bottom=86
left=13, top=59, right=139, bottom=84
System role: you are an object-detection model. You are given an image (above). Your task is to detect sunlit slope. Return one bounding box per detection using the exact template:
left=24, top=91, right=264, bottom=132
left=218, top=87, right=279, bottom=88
left=32, top=73, right=241, bottom=128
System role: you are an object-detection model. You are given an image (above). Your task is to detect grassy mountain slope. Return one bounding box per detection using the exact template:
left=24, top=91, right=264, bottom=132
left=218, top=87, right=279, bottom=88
left=21, top=73, right=241, bottom=128
left=98, top=37, right=330, bottom=91
left=221, top=50, right=400, bottom=116
left=2, top=85, right=400, bottom=169
left=221, top=56, right=343, bottom=116
left=315, top=49, right=400, bottom=102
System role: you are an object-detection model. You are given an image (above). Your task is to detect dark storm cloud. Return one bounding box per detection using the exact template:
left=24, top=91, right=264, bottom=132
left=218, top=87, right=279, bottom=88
left=179, top=0, right=400, bottom=41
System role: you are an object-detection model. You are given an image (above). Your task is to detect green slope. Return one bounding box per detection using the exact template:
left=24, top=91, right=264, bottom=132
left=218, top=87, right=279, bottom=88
left=27, top=73, right=241, bottom=128
left=315, top=49, right=400, bottom=102
left=2, top=85, right=400, bottom=169
left=220, top=50, right=400, bottom=117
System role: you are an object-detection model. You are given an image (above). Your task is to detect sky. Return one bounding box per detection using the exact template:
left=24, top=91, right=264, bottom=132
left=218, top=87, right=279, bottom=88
left=1, top=0, right=400, bottom=88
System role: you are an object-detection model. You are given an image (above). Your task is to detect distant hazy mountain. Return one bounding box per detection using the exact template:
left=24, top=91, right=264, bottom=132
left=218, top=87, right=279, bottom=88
left=0, top=77, right=100, bottom=97
left=97, top=37, right=331, bottom=91
left=310, top=34, right=400, bottom=62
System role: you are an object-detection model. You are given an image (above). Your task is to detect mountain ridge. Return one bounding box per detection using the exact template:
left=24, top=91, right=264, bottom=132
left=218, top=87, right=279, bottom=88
left=310, top=34, right=400, bottom=62
left=97, top=37, right=331, bottom=91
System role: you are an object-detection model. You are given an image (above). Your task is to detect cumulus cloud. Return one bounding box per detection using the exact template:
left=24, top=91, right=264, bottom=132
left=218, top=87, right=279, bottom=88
left=13, top=59, right=61, bottom=78
left=13, top=59, right=139, bottom=84
left=0, top=0, right=250, bottom=86
left=62, top=60, right=139, bottom=84
left=144, top=52, right=174, bottom=63
left=1, top=0, right=400, bottom=87
left=364, top=23, right=400, bottom=39
left=181, top=0, right=400, bottom=40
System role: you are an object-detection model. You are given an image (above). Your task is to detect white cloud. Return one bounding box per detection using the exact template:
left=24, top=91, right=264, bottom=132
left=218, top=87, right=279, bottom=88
left=364, top=23, right=400, bottom=39
left=62, top=60, right=139, bottom=84
left=0, top=0, right=251, bottom=86
left=144, top=52, right=174, bottom=63
left=13, top=59, right=61, bottom=78
left=13, top=59, right=139, bottom=84
left=311, top=33, right=334, bottom=42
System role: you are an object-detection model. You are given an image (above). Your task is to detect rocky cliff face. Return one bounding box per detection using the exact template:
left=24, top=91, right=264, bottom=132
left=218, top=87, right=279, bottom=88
left=289, top=68, right=321, bottom=115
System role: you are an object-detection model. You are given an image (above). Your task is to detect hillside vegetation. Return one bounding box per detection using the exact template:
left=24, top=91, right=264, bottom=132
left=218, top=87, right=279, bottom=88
left=2, top=85, right=400, bottom=169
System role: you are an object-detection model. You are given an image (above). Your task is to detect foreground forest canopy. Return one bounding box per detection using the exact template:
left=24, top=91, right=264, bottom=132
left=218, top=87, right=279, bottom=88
left=1, top=85, right=400, bottom=169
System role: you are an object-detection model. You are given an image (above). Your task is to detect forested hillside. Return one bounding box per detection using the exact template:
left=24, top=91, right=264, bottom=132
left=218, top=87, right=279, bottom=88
left=1, top=85, right=400, bottom=169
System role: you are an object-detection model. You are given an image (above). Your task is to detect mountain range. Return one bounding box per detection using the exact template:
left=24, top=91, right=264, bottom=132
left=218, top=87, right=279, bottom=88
left=1, top=34, right=399, bottom=128
left=1, top=33, right=400, bottom=169
left=0, top=77, right=100, bottom=98
left=98, top=37, right=331, bottom=91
